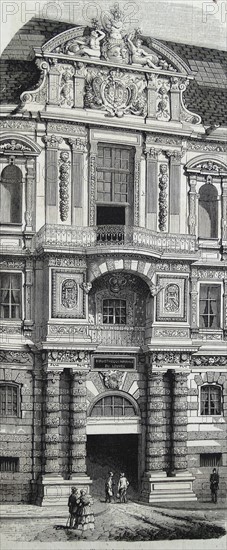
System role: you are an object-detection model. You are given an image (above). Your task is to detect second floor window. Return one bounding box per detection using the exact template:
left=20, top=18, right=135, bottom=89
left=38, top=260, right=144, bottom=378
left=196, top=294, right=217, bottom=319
left=0, top=273, right=22, bottom=319
left=0, top=384, right=20, bottom=417
left=103, top=299, right=126, bottom=325
left=0, top=164, right=22, bottom=224
left=198, top=183, right=218, bottom=239
left=199, top=284, right=221, bottom=329
left=97, top=145, right=133, bottom=203
left=201, top=384, right=222, bottom=415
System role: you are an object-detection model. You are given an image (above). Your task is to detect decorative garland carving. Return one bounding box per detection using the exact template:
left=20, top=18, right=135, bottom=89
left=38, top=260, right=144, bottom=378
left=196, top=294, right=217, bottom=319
left=89, top=155, right=96, bottom=225
left=156, top=80, right=170, bottom=121
left=152, top=351, right=190, bottom=364
left=0, top=351, right=33, bottom=365
left=158, top=163, right=168, bottom=231
left=59, top=66, right=74, bottom=107
left=0, top=140, right=32, bottom=152
left=48, top=350, right=90, bottom=368
left=193, top=356, right=227, bottom=366
left=59, top=151, right=70, bottom=221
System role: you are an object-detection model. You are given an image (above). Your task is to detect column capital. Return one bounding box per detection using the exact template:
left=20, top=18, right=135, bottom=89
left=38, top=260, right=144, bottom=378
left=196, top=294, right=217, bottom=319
left=42, top=135, right=63, bottom=148
left=68, top=137, right=87, bottom=152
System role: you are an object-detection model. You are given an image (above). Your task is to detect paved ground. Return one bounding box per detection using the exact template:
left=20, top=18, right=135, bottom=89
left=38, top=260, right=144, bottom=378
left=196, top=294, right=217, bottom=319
left=0, top=498, right=226, bottom=550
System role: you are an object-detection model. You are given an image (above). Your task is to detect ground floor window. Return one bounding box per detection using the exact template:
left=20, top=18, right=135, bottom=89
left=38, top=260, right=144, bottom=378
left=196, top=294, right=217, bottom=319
left=0, top=457, right=19, bottom=472
left=200, top=453, right=222, bottom=468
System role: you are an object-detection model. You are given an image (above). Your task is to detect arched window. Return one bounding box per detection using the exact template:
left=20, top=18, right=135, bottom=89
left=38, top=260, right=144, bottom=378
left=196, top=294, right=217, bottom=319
left=198, top=183, right=218, bottom=238
left=0, top=383, right=20, bottom=417
left=201, top=384, right=222, bottom=415
left=90, top=395, right=137, bottom=417
left=0, top=164, right=22, bottom=223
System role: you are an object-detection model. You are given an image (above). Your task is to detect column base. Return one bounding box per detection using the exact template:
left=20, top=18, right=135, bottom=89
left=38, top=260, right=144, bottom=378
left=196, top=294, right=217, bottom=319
left=37, top=474, right=92, bottom=507
left=141, top=471, right=197, bottom=503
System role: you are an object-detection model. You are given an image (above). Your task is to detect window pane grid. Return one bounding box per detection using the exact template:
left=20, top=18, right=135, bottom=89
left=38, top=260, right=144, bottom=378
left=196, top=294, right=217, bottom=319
left=97, top=145, right=133, bottom=203
left=199, top=285, right=220, bottom=329
left=201, top=385, right=221, bottom=415
left=90, top=396, right=136, bottom=417
left=103, top=299, right=126, bottom=325
left=0, top=274, right=21, bottom=319
left=0, top=384, right=19, bottom=417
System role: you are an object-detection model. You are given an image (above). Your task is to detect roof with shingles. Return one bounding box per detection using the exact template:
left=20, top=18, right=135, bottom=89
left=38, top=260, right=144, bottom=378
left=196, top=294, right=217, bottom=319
left=0, top=18, right=226, bottom=127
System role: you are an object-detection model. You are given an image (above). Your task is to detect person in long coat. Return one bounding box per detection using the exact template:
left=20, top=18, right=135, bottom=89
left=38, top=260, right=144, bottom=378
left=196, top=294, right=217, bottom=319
left=68, top=487, right=80, bottom=528
left=76, top=489, right=94, bottom=531
left=210, top=468, right=219, bottom=503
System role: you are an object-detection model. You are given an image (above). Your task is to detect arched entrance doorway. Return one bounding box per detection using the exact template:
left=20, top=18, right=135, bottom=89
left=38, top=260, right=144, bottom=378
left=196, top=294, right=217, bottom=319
left=86, top=392, right=141, bottom=499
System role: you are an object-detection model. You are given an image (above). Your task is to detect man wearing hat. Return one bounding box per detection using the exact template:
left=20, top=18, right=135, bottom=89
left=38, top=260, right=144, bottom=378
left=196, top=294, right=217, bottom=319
left=210, top=468, right=219, bottom=503
left=68, top=486, right=80, bottom=527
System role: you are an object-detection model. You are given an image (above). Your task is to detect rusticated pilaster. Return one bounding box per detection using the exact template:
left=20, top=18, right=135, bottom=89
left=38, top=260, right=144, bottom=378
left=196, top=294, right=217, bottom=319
left=44, top=370, right=61, bottom=475
left=146, top=369, right=171, bottom=472
left=70, top=370, right=87, bottom=475
left=172, top=371, right=189, bottom=472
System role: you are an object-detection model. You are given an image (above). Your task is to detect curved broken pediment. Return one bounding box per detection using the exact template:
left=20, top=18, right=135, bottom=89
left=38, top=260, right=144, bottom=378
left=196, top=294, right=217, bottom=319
left=0, top=133, right=41, bottom=156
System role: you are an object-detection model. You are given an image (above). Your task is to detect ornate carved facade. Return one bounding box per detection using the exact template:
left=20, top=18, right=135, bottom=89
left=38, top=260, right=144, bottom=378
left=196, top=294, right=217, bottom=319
left=0, top=6, right=226, bottom=506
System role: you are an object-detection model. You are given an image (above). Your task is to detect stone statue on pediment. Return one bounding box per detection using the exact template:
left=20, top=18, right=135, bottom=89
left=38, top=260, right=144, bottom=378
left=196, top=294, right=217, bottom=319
left=66, top=29, right=105, bottom=58
left=127, top=33, right=159, bottom=68
left=101, top=4, right=130, bottom=64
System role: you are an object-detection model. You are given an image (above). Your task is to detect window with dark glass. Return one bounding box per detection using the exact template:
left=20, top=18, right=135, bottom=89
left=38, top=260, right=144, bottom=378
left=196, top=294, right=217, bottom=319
left=0, top=164, right=22, bottom=223
left=201, top=384, right=222, bottom=415
left=198, top=183, right=218, bottom=239
left=0, top=384, right=20, bottom=417
left=199, top=285, right=221, bottom=329
left=97, top=145, right=133, bottom=203
left=200, top=453, right=222, bottom=467
left=0, top=273, right=22, bottom=319
left=103, top=299, right=126, bottom=325
left=90, top=395, right=136, bottom=417
left=0, top=457, right=19, bottom=472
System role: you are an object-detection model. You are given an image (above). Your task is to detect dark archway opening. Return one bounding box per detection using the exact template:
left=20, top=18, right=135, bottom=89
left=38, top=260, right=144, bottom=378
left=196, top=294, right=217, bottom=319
left=87, top=434, right=138, bottom=499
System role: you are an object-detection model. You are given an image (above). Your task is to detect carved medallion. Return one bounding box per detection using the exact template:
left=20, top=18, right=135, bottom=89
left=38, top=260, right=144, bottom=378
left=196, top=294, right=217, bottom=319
left=61, top=279, right=78, bottom=309
left=101, top=370, right=124, bottom=389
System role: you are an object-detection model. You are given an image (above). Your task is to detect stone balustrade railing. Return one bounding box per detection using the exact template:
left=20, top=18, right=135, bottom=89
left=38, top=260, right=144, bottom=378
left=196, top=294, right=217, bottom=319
left=35, top=224, right=198, bottom=256
left=87, top=325, right=145, bottom=346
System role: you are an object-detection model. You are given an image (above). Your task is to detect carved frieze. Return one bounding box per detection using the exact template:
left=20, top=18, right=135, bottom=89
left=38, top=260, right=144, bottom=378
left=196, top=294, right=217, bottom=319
left=47, top=256, right=87, bottom=268
left=48, top=325, right=88, bottom=337
left=152, top=352, right=190, bottom=365
left=0, top=140, right=32, bottom=152
left=47, top=122, right=87, bottom=135
left=0, top=351, right=33, bottom=366
left=48, top=350, right=90, bottom=368
left=0, top=120, right=35, bottom=131
left=153, top=328, right=189, bottom=338
left=193, top=356, right=227, bottom=367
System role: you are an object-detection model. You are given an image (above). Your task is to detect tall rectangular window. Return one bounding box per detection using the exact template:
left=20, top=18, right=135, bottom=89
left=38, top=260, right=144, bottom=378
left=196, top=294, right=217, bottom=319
left=97, top=145, right=134, bottom=203
left=0, top=273, right=22, bottom=319
left=199, top=285, right=221, bottom=329
left=0, top=384, right=20, bottom=417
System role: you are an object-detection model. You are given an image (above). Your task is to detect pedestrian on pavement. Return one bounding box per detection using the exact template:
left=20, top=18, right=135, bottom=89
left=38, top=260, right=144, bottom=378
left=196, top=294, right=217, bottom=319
left=210, top=467, right=219, bottom=503
left=76, top=489, right=94, bottom=531
left=68, top=486, right=80, bottom=528
left=117, top=472, right=129, bottom=503
left=105, top=471, right=114, bottom=503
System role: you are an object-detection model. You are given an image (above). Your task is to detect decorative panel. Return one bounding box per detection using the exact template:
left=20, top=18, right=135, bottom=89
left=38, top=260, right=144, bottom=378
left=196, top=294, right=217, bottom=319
left=156, top=275, right=188, bottom=322
left=52, top=270, right=85, bottom=318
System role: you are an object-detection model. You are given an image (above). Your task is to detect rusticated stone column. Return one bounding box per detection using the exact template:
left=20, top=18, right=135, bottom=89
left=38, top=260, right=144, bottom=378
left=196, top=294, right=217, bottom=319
left=44, top=370, right=61, bottom=475
left=70, top=370, right=87, bottom=476
left=146, top=369, right=171, bottom=473
left=172, top=371, right=189, bottom=473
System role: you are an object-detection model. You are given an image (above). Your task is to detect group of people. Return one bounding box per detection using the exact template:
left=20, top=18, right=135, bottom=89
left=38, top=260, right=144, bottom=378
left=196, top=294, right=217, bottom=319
left=105, top=471, right=129, bottom=504
left=68, top=488, right=94, bottom=530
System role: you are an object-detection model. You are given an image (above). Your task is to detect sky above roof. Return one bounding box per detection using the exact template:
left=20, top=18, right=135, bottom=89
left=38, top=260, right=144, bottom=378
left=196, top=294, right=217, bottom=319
left=0, top=0, right=226, bottom=54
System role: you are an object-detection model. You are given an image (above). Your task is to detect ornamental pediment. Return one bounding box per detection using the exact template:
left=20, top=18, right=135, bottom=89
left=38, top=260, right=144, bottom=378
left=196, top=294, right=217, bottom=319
left=40, top=5, right=190, bottom=75
left=18, top=4, right=201, bottom=126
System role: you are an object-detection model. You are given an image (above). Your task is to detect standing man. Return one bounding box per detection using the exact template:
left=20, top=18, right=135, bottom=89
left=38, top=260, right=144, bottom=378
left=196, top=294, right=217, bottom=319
left=210, top=468, right=219, bottom=503
left=68, top=487, right=80, bottom=528
left=118, top=472, right=129, bottom=503
left=105, top=471, right=114, bottom=503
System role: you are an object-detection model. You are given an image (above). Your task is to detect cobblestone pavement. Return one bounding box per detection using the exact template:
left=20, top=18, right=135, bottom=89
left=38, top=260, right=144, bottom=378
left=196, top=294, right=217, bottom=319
left=0, top=499, right=226, bottom=549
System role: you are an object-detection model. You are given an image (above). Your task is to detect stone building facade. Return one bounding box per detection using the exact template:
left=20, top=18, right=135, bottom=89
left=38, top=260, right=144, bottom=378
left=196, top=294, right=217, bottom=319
left=0, top=10, right=226, bottom=505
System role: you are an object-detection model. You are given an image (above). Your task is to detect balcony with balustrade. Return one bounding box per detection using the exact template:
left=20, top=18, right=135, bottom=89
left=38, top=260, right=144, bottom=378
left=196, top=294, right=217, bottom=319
left=35, top=224, right=199, bottom=259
